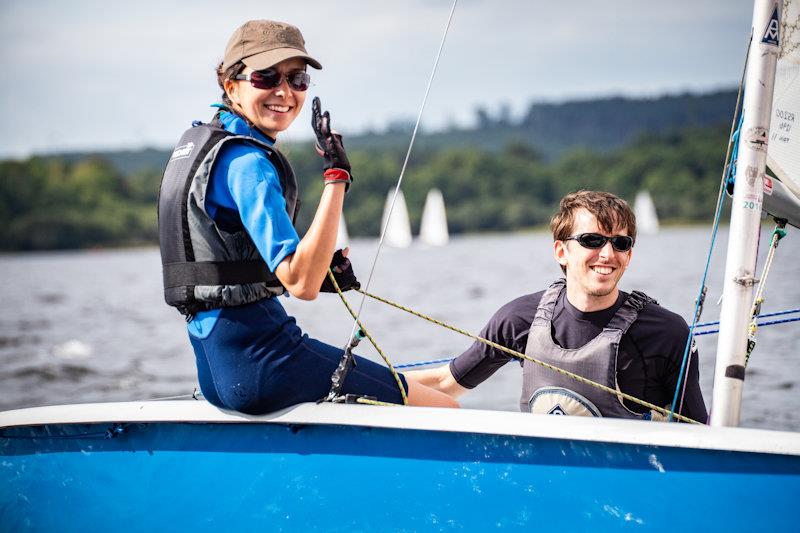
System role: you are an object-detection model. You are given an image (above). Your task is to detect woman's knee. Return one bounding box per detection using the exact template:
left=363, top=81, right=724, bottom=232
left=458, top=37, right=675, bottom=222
left=214, top=383, right=269, bottom=414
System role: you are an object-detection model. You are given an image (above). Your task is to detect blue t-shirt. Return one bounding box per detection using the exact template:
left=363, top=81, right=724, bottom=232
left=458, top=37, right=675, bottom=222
left=189, top=110, right=300, bottom=338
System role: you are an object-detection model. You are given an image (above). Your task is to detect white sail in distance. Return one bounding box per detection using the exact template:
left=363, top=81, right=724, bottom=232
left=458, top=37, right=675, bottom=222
left=767, top=0, right=800, bottom=198
left=633, top=190, right=660, bottom=235
left=380, top=189, right=412, bottom=248
left=419, top=188, right=450, bottom=246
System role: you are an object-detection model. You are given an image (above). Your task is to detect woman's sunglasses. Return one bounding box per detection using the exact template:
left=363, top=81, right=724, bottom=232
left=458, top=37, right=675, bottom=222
left=235, top=69, right=311, bottom=91
left=564, top=233, right=634, bottom=252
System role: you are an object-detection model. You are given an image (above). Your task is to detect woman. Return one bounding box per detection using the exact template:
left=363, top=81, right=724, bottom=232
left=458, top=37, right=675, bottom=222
left=158, top=19, right=457, bottom=414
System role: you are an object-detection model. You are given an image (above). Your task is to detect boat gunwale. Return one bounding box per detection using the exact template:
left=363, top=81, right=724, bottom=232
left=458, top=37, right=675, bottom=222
left=1, top=400, right=799, bottom=457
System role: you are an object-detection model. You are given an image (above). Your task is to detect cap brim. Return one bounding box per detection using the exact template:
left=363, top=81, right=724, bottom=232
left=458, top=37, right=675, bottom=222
left=242, top=48, right=322, bottom=70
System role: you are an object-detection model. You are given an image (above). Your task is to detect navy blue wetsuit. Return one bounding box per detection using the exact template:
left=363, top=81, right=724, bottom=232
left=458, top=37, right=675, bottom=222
left=187, top=111, right=406, bottom=414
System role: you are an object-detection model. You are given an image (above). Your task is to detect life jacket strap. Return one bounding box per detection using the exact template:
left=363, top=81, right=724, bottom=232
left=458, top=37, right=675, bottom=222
left=163, top=260, right=275, bottom=289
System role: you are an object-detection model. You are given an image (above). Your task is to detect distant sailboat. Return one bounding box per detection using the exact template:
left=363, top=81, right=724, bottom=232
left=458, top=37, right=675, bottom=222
left=419, top=188, right=449, bottom=246
left=634, top=190, right=660, bottom=234
left=336, top=212, right=349, bottom=249
left=380, top=189, right=412, bottom=248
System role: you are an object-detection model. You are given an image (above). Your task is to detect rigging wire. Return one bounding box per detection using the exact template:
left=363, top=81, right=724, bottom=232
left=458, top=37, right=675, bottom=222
left=668, top=38, right=750, bottom=422
left=743, top=221, right=788, bottom=366
left=342, top=0, right=458, bottom=347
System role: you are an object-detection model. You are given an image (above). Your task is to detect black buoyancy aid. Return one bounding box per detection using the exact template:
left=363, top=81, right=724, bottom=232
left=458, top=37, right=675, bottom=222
left=158, top=118, right=300, bottom=317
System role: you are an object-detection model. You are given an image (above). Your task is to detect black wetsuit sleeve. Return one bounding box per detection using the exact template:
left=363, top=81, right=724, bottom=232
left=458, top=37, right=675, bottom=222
left=449, top=293, right=542, bottom=389
left=627, top=304, right=709, bottom=424
left=662, top=337, right=708, bottom=423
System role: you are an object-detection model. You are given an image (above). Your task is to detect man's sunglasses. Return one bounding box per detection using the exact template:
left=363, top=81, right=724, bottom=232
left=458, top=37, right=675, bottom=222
left=234, top=69, right=311, bottom=91
left=564, top=233, right=634, bottom=252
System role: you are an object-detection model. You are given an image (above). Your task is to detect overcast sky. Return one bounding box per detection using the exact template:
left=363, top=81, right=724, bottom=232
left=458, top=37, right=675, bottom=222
left=0, top=0, right=754, bottom=158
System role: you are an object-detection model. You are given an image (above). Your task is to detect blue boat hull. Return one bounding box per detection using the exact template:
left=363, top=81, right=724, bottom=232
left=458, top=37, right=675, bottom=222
left=3, top=419, right=799, bottom=531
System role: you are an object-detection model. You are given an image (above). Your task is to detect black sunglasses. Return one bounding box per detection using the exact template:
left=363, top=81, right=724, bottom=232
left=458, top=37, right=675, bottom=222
left=234, top=69, right=311, bottom=91
left=564, top=233, right=634, bottom=252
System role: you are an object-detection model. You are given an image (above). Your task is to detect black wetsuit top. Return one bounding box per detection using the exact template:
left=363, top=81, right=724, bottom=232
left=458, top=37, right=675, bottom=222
left=450, top=289, right=708, bottom=423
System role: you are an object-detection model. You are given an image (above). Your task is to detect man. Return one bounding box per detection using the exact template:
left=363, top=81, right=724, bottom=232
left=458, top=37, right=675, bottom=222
left=406, top=190, right=708, bottom=422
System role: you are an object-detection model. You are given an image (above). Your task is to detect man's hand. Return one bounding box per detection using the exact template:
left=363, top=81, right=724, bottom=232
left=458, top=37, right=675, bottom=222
left=312, top=97, right=353, bottom=191
left=320, top=248, right=361, bottom=293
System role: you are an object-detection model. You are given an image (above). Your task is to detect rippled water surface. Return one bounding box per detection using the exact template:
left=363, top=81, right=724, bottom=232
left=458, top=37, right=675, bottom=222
left=1, top=227, right=798, bottom=431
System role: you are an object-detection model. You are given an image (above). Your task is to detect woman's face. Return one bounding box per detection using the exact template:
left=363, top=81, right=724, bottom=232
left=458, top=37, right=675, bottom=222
left=226, top=57, right=308, bottom=138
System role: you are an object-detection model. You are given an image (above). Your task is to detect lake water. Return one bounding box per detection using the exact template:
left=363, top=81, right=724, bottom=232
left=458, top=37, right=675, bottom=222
left=1, top=227, right=798, bottom=431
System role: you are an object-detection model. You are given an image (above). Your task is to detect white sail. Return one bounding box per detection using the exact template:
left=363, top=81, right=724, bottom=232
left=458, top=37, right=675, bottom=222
left=336, top=212, right=349, bottom=249
left=419, top=188, right=450, bottom=246
left=380, top=189, right=412, bottom=248
left=633, top=190, right=660, bottom=235
left=767, top=0, right=800, bottom=198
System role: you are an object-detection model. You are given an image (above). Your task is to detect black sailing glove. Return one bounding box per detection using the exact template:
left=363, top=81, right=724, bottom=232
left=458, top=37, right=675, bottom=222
left=320, top=249, right=361, bottom=293
left=311, top=97, right=353, bottom=191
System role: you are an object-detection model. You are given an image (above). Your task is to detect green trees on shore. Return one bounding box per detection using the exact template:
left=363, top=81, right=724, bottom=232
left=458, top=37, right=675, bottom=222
left=0, top=123, right=729, bottom=251
left=0, top=157, right=158, bottom=250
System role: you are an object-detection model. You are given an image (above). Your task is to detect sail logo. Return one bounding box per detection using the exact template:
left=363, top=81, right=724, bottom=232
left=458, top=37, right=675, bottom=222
left=170, top=142, right=195, bottom=161
left=548, top=405, right=567, bottom=415
left=761, top=6, right=780, bottom=46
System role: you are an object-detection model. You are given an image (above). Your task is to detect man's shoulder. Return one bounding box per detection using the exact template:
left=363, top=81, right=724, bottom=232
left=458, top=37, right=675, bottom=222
left=630, top=295, right=690, bottom=339
left=480, top=290, right=547, bottom=338
left=494, top=290, right=546, bottom=319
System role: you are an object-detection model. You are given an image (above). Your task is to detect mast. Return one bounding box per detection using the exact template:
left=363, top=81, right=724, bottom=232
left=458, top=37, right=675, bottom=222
left=711, top=0, right=782, bottom=427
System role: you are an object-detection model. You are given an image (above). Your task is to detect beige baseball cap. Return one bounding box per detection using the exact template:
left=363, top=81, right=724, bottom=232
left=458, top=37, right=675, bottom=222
left=222, top=20, right=322, bottom=71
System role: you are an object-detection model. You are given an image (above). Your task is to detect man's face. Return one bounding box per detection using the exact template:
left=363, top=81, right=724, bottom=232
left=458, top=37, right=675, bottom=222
left=553, top=208, right=633, bottom=307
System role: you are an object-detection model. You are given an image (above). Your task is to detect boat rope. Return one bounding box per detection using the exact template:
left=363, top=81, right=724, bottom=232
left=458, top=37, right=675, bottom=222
left=143, top=390, right=202, bottom=402
left=693, top=315, right=800, bottom=336
left=397, top=312, right=800, bottom=366
left=694, top=307, right=800, bottom=328
left=353, top=287, right=700, bottom=424
left=323, top=0, right=458, bottom=405
left=744, top=220, right=788, bottom=366
left=327, top=269, right=408, bottom=405
left=395, top=357, right=454, bottom=370
left=669, top=44, right=748, bottom=421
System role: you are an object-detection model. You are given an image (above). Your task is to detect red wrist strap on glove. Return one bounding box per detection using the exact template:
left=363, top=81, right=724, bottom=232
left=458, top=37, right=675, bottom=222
left=323, top=168, right=351, bottom=185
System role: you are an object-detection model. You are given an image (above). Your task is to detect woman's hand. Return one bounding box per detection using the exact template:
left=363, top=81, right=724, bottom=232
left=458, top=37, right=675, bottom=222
left=312, top=97, right=353, bottom=190
left=319, top=248, right=361, bottom=293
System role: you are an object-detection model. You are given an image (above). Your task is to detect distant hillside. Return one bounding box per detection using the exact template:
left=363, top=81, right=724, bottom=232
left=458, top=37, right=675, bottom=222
left=39, top=89, right=737, bottom=175
left=344, top=88, right=737, bottom=157
left=44, top=147, right=170, bottom=178
left=0, top=89, right=739, bottom=251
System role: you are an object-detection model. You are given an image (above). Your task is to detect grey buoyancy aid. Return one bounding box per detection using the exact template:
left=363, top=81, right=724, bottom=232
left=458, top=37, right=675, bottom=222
left=158, top=118, right=300, bottom=318
left=521, top=279, right=666, bottom=420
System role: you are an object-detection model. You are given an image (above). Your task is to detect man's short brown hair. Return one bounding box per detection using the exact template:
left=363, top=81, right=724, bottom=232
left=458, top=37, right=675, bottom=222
left=550, top=190, right=637, bottom=243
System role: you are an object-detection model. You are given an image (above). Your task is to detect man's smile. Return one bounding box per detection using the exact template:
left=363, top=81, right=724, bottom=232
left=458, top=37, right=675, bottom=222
left=590, top=265, right=615, bottom=275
